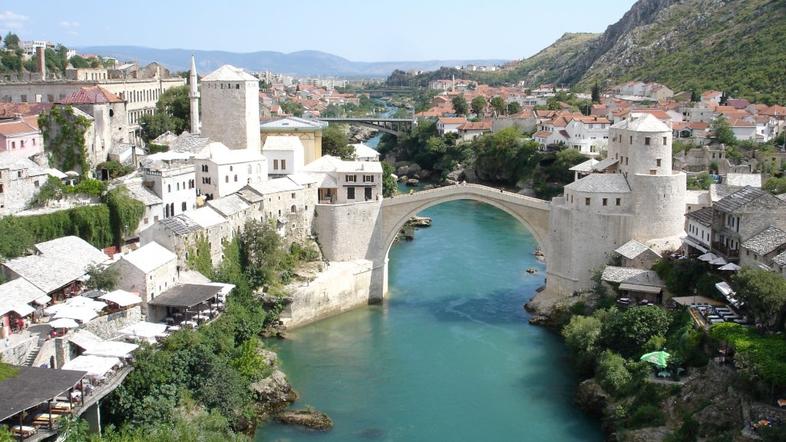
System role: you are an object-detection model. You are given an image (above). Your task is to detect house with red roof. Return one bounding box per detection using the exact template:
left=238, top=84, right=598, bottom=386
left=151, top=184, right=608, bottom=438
left=0, top=115, right=43, bottom=160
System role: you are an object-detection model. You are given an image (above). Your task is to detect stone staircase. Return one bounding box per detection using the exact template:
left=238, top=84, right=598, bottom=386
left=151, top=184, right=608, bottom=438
left=22, top=340, right=42, bottom=366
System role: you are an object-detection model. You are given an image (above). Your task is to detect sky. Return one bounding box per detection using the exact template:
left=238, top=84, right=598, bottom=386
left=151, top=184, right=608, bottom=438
left=0, top=0, right=637, bottom=62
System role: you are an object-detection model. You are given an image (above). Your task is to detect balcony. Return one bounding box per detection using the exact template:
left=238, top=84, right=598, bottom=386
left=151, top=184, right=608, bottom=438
left=711, top=242, right=740, bottom=261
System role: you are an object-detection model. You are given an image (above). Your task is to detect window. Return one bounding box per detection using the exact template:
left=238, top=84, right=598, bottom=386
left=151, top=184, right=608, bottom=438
left=0, top=184, right=3, bottom=193
left=346, top=175, right=357, bottom=183
left=201, top=165, right=208, bottom=172
left=34, top=180, right=39, bottom=188
left=176, top=182, right=180, bottom=191
left=585, top=197, right=591, bottom=206
left=291, top=192, right=296, bottom=199
left=168, top=184, right=171, bottom=193
left=225, top=176, right=229, bottom=183
left=644, top=137, right=651, bottom=145
left=234, top=174, right=238, bottom=182
left=629, top=136, right=633, bottom=144
left=281, top=159, right=286, bottom=170
left=363, top=175, right=375, bottom=183
left=10, top=141, right=14, bottom=149
left=291, top=205, right=296, bottom=213
left=663, top=137, right=667, bottom=145
left=365, top=187, right=372, bottom=200
left=182, top=202, right=187, bottom=212
left=602, top=198, right=607, bottom=206
left=347, top=187, right=356, bottom=199
left=273, top=159, right=279, bottom=170
left=625, top=157, right=629, bottom=165
left=616, top=198, right=621, bottom=206
left=20, top=140, right=24, bottom=148
left=230, top=166, right=233, bottom=172
left=656, top=159, right=662, bottom=167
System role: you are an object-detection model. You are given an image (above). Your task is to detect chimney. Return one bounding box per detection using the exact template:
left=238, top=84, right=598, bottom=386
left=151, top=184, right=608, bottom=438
left=36, top=46, right=46, bottom=80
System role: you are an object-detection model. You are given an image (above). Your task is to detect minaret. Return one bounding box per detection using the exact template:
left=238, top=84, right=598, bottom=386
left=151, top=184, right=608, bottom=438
left=189, top=55, right=201, bottom=135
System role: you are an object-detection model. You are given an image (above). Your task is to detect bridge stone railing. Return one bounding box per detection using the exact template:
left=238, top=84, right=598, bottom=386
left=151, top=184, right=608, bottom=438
left=384, top=183, right=550, bottom=210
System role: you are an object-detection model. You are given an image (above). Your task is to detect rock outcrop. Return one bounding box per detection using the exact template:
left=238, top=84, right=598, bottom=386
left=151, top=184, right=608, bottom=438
left=251, top=369, right=298, bottom=415
left=275, top=409, right=334, bottom=431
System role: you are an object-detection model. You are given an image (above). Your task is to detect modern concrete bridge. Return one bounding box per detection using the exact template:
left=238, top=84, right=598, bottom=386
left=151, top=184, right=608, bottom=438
left=369, top=184, right=551, bottom=300
left=317, top=117, right=416, bottom=136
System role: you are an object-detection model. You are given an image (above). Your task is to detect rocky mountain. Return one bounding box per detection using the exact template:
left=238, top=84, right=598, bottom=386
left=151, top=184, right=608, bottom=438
left=75, top=46, right=507, bottom=78
left=499, top=0, right=786, bottom=102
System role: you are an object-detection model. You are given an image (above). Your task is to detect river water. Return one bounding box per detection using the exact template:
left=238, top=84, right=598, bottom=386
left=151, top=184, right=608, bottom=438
left=259, top=198, right=602, bottom=441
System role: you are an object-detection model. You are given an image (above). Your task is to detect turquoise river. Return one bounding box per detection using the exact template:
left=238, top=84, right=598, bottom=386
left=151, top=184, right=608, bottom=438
left=259, top=198, right=603, bottom=441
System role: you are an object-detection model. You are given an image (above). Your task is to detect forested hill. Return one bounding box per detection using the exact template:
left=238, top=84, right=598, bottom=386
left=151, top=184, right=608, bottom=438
left=403, top=0, right=786, bottom=103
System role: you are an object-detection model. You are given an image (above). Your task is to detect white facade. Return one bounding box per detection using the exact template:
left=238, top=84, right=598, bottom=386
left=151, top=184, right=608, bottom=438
left=142, top=156, right=197, bottom=218
left=193, top=142, right=267, bottom=199
left=565, top=118, right=610, bottom=156
left=200, top=65, right=261, bottom=151
left=352, top=143, right=380, bottom=162
left=111, top=242, right=178, bottom=311
left=0, top=157, right=48, bottom=216
left=304, top=155, right=383, bottom=205
left=437, top=117, right=467, bottom=135
left=262, top=136, right=305, bottom=176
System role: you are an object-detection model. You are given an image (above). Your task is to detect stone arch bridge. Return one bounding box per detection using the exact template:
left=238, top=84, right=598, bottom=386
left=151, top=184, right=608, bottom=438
left=368, top=184, right=552, bottom=300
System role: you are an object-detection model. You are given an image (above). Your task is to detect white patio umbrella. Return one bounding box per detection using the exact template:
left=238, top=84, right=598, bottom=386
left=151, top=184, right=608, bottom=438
left=718, top=263, right=742, bottom=271
left=710, top=257, right=728, bottom=266
left=49, top=318, right=79, bottom=329
left=698, top=252, right=718, bottom=262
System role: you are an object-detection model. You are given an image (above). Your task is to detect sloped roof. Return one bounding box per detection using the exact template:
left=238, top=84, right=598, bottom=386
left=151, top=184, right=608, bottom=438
left=61, top=86, right=122, bottom=104
left=565, top=173, right=631, bottom=193
left=262, top=135, right=305, bottom=152
left=686, top=207, right=713, bottom=227
left=601, top=266, right=652, bottom=284
left=0, top=117, right=39, bottom=137
left=206, top=194, right=250, bottom=217
left=351, top=143, right=379, bottom=159
left=169, top=132, right=211, bottom=154
left=592, top=158, right=619, bottom=172
left=714, top=186, right=781, bottom=213
left=125, top=181, right=163, bottom=206
left=612, top=113, right=670, bottom=132
left=569, top=158, right=599, bottom=172
left=615, top=240, right=659, bottom=260
left=121, top=242, right=176, bottom=274
left=741, top=226, right=786, bottom=256
left=197, top=142, right=264, bottom=164
left=183, top=206, right=226, bottom=229
left=260, top=116, right=327, bottom=131
left=201, top=64, right=257, bottom=82
left=773, top=250, right=786, bottom=267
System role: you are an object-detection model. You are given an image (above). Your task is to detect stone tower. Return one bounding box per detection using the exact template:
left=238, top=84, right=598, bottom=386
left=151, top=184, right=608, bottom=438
left=199, top=64, right=260, bottom=151
left=188, top=55, right=200, bottom=135
left=544, top=113, right=686, bottom=298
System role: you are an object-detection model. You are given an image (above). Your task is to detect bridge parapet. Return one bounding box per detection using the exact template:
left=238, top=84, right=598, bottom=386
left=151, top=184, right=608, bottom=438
left=384, top=183, right=550, bottom=211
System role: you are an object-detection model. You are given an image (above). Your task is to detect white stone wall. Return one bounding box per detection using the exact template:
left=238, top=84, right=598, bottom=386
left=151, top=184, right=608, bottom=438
left=314, top=200, right=381, bottom=262
left=282, top=260, right=374, bottom=328
left=112, top=258, right=178, bottom=308
left=263, top=148, right=302, bottom=176
left=201, top=80, right=260, bottom=151
left=630, top=173, right=686, bottom=247
left=83, top=307, right=142, bottom=340
left=145, top=165, right=197, bottom=216
left=0, top=169, right=45, bottom=216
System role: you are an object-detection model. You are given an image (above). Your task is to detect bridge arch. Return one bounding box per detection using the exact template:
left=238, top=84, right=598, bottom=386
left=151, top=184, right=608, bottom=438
left=371, top=184, right=551, bottom=300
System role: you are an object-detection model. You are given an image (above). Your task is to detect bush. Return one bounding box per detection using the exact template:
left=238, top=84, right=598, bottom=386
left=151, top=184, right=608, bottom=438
left=596, top=351, right=632, bottom=397
left=98, top=160, right=135, bottom=179
left=600, top=306, right=672, bottom=357
left=627, top=404, right=666, bottom=429
left=709, top=322, right=786, bottom=387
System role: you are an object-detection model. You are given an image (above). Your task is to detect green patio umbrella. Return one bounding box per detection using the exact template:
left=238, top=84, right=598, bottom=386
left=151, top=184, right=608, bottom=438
left=640, top=351, right=671, bottom=369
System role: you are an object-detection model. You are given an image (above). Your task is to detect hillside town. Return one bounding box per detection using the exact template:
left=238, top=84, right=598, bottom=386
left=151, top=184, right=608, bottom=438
left=1, top=6, right=786, bottom=440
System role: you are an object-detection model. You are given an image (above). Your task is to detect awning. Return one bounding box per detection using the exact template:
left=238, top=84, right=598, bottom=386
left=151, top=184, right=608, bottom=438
left=99, top=290, right=142, bottom=307
left=49, top=318, right=79, bottom=329
left=54, top=306, right=98, bottom=323
left=682, top=237, right=709, bottom=253
left=83, top=341, right=138, bottom=358
left=62, top=355, right=120, bottom=376
left=698, top=252, right=718, bottom=262
left=119, top=321, right=168, bottom=339
left=9, top=304, right=35, bottom=317
left=718, top=263, right=741, bottom=271
left=671, top=295, right=726, bottom=307
left=69, top=330, right=103, bottom=350
left=33, top=295, right=51, bottom=306
left=619, top=283, right=662, bottom=294
left=710, top=257, right=728, bottom=266
left=715, top=281, right=735, bottom=297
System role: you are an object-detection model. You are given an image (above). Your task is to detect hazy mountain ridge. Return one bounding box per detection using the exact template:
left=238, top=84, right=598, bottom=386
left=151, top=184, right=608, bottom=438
left=75, top=46, right=507, bottom=78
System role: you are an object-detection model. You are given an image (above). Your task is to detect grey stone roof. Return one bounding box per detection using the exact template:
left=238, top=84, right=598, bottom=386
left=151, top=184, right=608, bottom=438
left=125, top=181, right=162, bottom=206
left=714, top=186, right=781, bottom=213
left=592, top=158, right=619, bottom=172
left=741, top=226, right=786, bottom=256
left=709, top=184, right=742, bottom=202
left=206, top=194, right=249, bottom=217
left=615, top=240, right=659, bottom=260
left=685, top=207, right=713, bottom=227
left=569, top=158, right=598, bottom=172
left=601, top=266, right=659, bottom=284
left=158, top=215, right=202, bottom=236
left=773, top=250, right=786, bottom=267
left=564, top=173, right=631, bottom=194
left=169, top=132, right=211, bottom=154
left=261, top=116, right=327, bottom=132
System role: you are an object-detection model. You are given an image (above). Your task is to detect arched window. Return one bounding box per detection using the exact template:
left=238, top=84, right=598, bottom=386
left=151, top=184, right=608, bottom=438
left=291, top=205, right=296, bottom=213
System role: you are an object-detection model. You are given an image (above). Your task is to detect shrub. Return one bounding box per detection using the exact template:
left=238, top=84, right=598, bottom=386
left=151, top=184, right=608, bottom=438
left=596, top=351, right=632, bottom=397
left=627, top=404, right=666, bottom=429
left=600, top=306, right=672, bottom=357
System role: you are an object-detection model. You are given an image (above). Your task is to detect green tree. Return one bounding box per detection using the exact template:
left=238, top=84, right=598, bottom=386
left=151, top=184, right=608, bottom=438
left=85, top=264, right=118, bottom=291
left=451, top=95, right=468, bottom=116
left=506, top=101, right=521, bottom=115
left=3, top=32, right=19, bottom=50
left=382, top=162, right=397, bottom=198
left=600, top=306, right=672, bottom=357
left=140, top=86, right=190, bottom=142
left=490, top=96, right=506, bottom=116
left=471, top=96, right=487, bottom=117
left=104, top=186, right=145, bottom=246
left=279, top=100, right=304, bottom=117
left=240, top=220, right=287, bottom=290
left=0, top=216, right=34, bottom=258
left=690, top=89, right=701, bottom=103
left=591, top=83, right=601, bottom=103
left=562, top=315, right=602, bottom=370
left=596, top=351, right=632, bottom=397
left=711, top=115, right=736, bottom=145
left=733, top=267, right=786, bottom=330
left=687, top=172, right=713, bottom=190
left=321, top=125, right=354, bottom=159
left=763, top=176, right=786, bottom=195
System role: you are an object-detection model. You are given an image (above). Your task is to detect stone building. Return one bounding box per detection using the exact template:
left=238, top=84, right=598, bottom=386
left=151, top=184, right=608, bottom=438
left=236, top=174, right=318, bottom=242
left=740, top=226, right=786, bottom=271
left=0, top=157, right=48, bottom=216
left=58, top=86, right=129, bottom=167
left=303, top=155, right=383, bottom=204
left=110, top=241, right=178, bottom=313
left=199, top=65, right=260, bottom=151
left=0, top=115, right=43, bottom=160
left=193, top=142, right=266, bottom=200
left=262, top=135, right=305, bottom=177
left=141, top=153, right=197, bottom=219
left=260, top=117, right=327, bottom=165
left=546, top=113, right=687, bottom=296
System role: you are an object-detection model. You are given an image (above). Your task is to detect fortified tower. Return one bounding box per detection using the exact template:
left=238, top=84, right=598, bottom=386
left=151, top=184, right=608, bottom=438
left=544, top=113, right=686, bottom=299
left=199, top=64, right=260, bottom=151
left=188, top=55, right=200, bottom=135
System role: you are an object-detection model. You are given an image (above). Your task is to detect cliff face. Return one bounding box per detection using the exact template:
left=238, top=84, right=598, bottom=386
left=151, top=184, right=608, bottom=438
left=506, top=0, right=786, bottom=102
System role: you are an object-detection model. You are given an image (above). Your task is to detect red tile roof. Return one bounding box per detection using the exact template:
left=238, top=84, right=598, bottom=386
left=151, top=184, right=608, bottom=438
left=61, top=86, right=123, bottom=105
left=438, top=117, right=468, bottom=125
left=459, top=120, right=492, bottom=131
left=0, top=102, right=52, bottom=119
left=0, top=117, right=40, bottom=137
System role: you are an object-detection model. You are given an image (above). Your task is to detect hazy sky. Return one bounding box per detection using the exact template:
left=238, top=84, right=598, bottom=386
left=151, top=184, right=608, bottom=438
left=1, top=0, right=637, bottom=61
